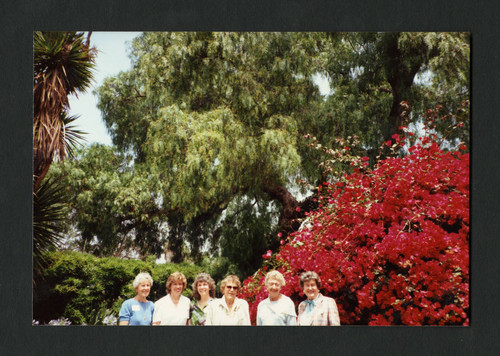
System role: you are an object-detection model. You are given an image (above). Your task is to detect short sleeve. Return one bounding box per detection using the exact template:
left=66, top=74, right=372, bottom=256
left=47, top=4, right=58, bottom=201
left=149, top=301, right=155, bottom=321
left=119, top=300, right=131, bottom=322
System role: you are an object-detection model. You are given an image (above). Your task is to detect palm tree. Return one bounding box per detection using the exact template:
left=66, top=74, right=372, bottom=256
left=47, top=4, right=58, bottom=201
left=33, top=32, right=95, bottom=270
left=33, top=31, right=95, bottom=191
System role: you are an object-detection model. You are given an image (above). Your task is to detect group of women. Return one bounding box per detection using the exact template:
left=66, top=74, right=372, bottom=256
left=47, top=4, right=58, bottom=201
left=119, top=270, right=340, bottom=326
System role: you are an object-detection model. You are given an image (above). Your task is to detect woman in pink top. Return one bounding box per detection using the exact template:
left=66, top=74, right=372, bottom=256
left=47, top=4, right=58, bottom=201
left=297, top=271, right=340, bottom=326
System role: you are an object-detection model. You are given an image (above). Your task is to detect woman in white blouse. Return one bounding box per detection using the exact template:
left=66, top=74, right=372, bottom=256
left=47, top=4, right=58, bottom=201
left=205, top=275, right=250, bottom=325
left=153, top=271, right=190, bottom=325
left=256, top=270, right=296, bottom=325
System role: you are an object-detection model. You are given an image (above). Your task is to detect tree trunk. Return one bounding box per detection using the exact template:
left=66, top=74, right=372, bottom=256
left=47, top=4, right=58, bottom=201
left=383, top=34, right=426, bottom=142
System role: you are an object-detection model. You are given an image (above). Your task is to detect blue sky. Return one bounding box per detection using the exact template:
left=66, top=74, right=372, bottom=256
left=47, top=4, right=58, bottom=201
left=68, top=32, right=331, bottom=146
left=68, top=32, right=141, bottom=146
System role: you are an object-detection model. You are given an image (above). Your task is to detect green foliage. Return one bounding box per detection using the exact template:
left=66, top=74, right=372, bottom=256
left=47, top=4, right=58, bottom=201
left=33, top=31, right=96, bottom=278
left=48, top=144, right=165, bottom=257
left=76, top=32, right=469, bottom=273
left=33, top=177, right=71, bottom=276
left=313, top=32, right=470, bottom=158
left=219, top=197, right=280, bottom=278
left=33, top=251, right=203, bottom=325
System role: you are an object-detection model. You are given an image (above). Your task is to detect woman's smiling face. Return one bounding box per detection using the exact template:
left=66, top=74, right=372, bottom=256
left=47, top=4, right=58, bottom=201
left=197, top=281, right=209, bottom=297
left=224, top=282, right=238, bottom=303
left=303, top=279, right=319, bottom=300
left=266, top=279, right=282, bottom=300
left=135, top=281, right=151, bottom=299
left=170, top=280, right=184, bottom=297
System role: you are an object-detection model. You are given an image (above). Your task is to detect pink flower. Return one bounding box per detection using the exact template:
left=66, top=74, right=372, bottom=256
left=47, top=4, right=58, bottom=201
left=262, top=250, right=272, bottom=259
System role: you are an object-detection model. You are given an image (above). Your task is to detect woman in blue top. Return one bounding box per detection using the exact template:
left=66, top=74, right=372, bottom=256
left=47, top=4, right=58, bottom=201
left=119, top=272, right=155, bottom=325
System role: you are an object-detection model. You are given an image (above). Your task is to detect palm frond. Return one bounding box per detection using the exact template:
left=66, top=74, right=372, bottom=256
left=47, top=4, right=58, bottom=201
left=33, top=31, right=96, bottom=190
left=33, top=176, right=70, bottom=272
left=57, top=112, right=87, bottom=161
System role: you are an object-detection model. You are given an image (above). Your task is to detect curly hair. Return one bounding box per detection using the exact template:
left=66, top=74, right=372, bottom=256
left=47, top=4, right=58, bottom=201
left=299, top=271, right=321, bottom=289
left=165, top=271, right=187, bottom=293
left=192, top=272, right=216, bottom=300
left=133, top=272, right=153, bottom=289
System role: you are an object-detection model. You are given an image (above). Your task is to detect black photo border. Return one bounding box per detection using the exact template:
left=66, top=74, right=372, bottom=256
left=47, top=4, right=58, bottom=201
left=1, top=0, right=499, bottom=354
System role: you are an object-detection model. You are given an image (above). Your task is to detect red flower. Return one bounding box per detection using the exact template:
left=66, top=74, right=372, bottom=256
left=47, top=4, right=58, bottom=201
left=262, top=250, right=272, bottom=259
left=242, top=128, right=469, bottom=326
left=361, top=156, right=370, bottom=162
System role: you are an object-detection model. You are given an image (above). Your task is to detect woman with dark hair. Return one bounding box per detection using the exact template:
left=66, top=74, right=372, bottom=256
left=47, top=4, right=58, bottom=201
left=189, top=272, right=216, bottom=325
left=297, top=271, right=340, bottom=326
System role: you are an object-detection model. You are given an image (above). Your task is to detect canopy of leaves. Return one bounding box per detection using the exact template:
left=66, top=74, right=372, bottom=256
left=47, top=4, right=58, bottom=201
left=318, top=32, right=469, bottom=152
left=77, top=32, right=469, bottom=268
left=49, top=144, right=165, bottom=258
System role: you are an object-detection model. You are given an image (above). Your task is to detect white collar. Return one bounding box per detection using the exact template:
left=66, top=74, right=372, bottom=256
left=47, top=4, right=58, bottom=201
left=218, top=296, right=240, bottom=312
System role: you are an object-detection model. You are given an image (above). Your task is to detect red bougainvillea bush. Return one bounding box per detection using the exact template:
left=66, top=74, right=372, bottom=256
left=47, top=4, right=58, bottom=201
left=240, top=126, right=469, bottom=325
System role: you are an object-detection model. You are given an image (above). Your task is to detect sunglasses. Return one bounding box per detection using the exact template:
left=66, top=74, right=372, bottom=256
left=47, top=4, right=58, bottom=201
left=225, top=286, right=238, bottom=290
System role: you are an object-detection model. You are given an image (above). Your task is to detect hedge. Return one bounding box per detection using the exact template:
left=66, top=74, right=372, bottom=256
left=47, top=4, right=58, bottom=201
left=33, top=251, right=204, bottom=325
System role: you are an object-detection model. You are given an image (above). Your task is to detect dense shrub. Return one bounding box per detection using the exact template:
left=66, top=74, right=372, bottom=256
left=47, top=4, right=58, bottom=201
left=33, top=251, right=203, bottom=325
left=240, top=128, right=469, bottom=325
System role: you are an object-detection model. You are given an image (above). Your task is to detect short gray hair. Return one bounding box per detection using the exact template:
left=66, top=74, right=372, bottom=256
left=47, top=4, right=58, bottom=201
left=133, top=272, right=153, bottom=288
left=265, top=270, right=285, bottom=287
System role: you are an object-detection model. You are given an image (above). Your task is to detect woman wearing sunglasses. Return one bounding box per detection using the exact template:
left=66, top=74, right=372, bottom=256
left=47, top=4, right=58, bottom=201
left=205, top=274, right=250, bottom=325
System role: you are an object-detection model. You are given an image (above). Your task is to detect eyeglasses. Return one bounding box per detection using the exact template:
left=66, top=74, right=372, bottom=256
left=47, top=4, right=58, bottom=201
left=225, top=286, right=238, bottom=290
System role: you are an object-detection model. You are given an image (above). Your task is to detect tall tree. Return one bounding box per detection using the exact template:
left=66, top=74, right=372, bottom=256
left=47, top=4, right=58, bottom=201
left=33, top=32, right=95, bottom=271
left=48, top=144, right=166, bottom=258
left=33, top=31, right=95, bottom=191
left=95, top=33, right=322, bottom=249
left=85, top=32, right=468, bottom=264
